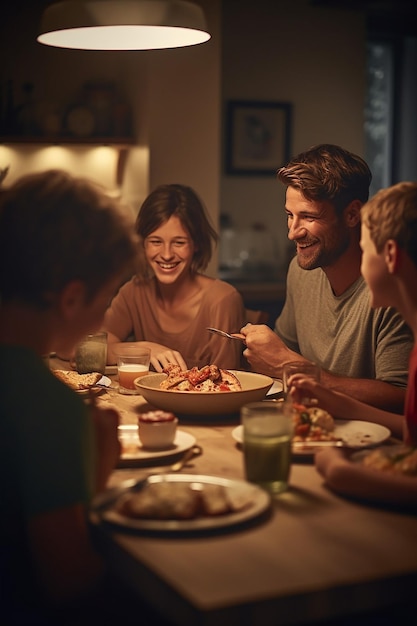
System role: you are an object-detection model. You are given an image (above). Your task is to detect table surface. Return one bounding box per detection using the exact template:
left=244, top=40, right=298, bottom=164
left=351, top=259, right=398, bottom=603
left=52, top=360, right=417, bottom=626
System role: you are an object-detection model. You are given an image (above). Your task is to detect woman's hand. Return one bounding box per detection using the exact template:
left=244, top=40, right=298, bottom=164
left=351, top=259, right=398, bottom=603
left=106, top=335, right=188, bottom=373
left=151, top=347, right=188, bottom=372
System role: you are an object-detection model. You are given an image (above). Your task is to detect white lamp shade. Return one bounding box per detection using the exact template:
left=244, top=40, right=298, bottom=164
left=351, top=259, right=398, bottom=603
left=37, top=0, right=211, bottom=50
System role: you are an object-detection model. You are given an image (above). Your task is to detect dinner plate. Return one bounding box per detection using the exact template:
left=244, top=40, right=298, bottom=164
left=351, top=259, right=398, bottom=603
left=232, top=420, right=391, bottom=456
left=266, top=380, right=283, bottom=397
left=75, top=375, right=111, bottom=395
left=90, top=473, right=271, bottom=534
left=118, top=425, right=196, bottom=464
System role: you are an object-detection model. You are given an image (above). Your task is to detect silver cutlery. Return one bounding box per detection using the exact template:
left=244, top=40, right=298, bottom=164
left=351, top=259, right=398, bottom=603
left=207, top=327, right=246, bottom=342
left=168, top=445, right=203, bottom=472
left=143, top=445, right=203, bottom=477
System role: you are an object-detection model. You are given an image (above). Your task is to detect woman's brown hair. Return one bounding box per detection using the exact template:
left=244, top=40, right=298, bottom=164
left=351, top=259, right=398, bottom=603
left=135, top=184, right=218, bottom=277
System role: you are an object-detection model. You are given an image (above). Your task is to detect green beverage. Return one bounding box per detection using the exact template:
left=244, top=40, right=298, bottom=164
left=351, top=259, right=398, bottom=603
left=243, top=432, right=292, bottom=494
left=241, top=401, right=293, bottom=495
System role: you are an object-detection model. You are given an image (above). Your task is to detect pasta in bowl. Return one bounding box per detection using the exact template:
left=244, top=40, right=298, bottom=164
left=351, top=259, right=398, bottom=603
left=134, top=367, right=275, bottom=416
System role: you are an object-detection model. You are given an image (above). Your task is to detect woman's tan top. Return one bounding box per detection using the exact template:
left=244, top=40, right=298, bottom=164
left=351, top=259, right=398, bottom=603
left=103, top=276, right=246, bottom=370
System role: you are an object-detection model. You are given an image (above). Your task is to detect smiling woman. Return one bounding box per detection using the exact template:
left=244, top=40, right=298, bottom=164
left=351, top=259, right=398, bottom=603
left=102, top=183, right=247, bottom=373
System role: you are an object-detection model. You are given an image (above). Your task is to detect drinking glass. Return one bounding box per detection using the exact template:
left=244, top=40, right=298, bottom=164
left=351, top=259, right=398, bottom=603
left=74, top=331, right=107, bottom=374
left=241, top=400, right=294, bottom=495
left=282, top=360, right=321, bottom=401
left=116, top=345, right=150, bottom=395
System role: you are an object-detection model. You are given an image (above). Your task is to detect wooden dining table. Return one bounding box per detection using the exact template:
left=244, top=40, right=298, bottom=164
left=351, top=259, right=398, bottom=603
left=51, top=358, right=417, bottom=625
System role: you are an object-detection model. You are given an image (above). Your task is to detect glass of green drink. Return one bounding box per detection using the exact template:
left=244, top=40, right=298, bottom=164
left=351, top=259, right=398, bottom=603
left=241, top=400, right=294, bottom=494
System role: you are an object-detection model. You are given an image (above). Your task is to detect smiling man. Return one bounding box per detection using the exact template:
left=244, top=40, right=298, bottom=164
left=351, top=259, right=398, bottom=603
left=241, top=144, right=413, bottom=414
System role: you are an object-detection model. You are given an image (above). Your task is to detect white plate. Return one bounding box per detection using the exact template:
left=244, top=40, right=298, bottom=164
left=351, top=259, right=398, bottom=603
left=232, top=420, right=391, bottom=456
left=266, top=380, right=283, bottom=397
left=90, top=474, right=271, bottom=533
left=134, top=370, right=275, bottom=416
left=118, top=425, right=196, bottom=463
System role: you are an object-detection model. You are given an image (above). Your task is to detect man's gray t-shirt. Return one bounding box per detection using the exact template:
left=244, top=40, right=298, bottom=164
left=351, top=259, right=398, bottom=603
left=275, top=258, right=412, bottom=387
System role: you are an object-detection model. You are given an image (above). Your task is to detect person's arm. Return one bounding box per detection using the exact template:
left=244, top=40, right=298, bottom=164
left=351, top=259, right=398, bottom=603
left=242, top=323, right=406, bottom=415
left=320, top=369, right=406, bottom=416
left=288, top=374, right=405, bottom=439
left=314, top=447, right=417, bottom=506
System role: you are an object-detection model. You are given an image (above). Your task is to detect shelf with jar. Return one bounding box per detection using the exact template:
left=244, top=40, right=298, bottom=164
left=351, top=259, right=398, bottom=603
left=0, top=80, right=135, bottom=148
left=0, top=135, right=135, bottom=147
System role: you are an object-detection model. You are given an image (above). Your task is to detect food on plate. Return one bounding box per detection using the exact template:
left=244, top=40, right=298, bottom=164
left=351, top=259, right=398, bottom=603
left=117, top=482, right=200, bottom=520
left=53, top=369, right=102, bottom=390
left=159, top=364, right=242, bottom=392
left=199, top=484, right=232, bottom=515
left=138, top=410, right=178, bottom=449
left=361, top=446, right=417, bottom=476
left=115, top=481, right=252, bottom=520
left=291, top=402, right=337, bottom=442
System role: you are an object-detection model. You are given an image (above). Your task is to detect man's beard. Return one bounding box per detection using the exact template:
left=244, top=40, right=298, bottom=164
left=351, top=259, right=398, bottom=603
left=295, top=233, right=350, bottom=271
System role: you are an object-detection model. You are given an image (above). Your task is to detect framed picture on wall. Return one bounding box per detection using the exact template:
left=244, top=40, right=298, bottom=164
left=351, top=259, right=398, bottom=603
left=225, top=100, right=292, bottom=176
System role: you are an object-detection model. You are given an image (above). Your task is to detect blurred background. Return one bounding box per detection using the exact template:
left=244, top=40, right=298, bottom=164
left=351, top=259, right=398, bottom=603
left=1, top=0, right=416, bottom=320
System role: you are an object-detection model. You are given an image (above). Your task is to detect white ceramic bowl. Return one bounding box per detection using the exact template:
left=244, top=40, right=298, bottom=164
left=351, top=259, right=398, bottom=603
left=134, top=370, right=274, bottom=416
left=138, top=411, right=178, bottom=449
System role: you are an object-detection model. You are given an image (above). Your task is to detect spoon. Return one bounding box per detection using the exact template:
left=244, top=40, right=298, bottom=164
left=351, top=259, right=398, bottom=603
left=169, top=445, right=203, bottom=472
left=143, top=445, right=203, bottom=477
left=207, top=327, right=246, bottom=342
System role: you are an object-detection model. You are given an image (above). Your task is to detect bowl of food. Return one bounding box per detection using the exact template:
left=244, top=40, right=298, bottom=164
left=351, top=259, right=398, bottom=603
left=134, top=365, right=275, bottom=416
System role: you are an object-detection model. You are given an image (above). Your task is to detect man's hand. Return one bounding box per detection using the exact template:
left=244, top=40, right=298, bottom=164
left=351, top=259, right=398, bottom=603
left=240, top=324, right=301, bottom=377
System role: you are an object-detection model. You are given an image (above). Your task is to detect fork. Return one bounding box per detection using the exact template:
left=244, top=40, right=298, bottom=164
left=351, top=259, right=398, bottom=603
left=206, top=327, right=246, bottom=342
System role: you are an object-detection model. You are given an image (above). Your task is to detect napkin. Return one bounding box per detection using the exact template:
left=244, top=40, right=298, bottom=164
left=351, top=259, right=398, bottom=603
left=315, top=448, right=417, bottom=509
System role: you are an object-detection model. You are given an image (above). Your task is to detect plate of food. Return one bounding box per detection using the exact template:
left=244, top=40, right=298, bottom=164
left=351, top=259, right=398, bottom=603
left=289, top=402, right=391, bottom=453
left=118, top=425, right=196, bottom=465
left=90, top=473, right=271, bottom=533
left=134, top=365, right=275, bottom=415
left=52, top=369, right=111, bottom=395
left=232, top=417, right=391, bottom=456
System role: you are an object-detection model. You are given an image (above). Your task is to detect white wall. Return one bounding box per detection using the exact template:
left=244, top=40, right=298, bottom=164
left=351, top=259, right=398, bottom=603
left=220, top=0, right=367, bottom=273
left=146, top=0, right=222, bottom=276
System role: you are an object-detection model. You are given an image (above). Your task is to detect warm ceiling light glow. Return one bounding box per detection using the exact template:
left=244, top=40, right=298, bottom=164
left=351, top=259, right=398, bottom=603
left=37, top=0, right=211, bottom=51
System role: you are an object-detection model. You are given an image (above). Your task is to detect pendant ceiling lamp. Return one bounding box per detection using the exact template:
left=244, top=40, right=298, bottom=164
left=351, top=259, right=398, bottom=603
left=37, top=0, right=211, bottom=50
